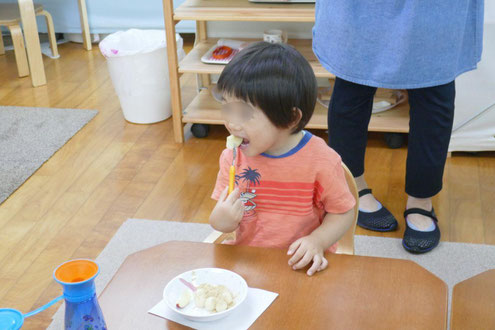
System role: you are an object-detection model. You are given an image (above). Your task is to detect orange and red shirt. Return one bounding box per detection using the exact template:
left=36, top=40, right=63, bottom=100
left=212, top=131, right=355, bottom=250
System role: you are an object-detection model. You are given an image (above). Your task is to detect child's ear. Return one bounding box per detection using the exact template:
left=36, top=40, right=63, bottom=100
left=290, top=107, right=303, bottom=131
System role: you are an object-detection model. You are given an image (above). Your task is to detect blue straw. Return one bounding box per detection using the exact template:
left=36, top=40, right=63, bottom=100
left=24, top=295, right=64, bottom=318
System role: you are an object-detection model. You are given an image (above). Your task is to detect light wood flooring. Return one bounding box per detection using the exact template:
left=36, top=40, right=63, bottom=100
left=0, top=37, right=494, bottom=329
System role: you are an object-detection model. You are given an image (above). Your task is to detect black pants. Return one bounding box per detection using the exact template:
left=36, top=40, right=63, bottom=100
left=328, top=77, right=455, bottom=198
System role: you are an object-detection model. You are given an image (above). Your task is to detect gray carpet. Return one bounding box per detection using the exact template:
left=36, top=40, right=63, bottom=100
left=0, top=106, right=97, bottom=204
left=48, top=219, right=495, bottom=329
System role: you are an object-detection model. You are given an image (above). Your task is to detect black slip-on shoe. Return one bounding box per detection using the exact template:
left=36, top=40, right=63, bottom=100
left=402, top=208, right=440, bottom=254
left=357, top=189, right=398, bottom=232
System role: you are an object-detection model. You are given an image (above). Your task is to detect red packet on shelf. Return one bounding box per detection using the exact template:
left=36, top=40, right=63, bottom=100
left=201, top=39, right=251, bottom=65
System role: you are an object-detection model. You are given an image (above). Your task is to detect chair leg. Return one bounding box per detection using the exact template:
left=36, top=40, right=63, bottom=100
left=0, top=33, right=5, bottom=55
left=38, top=10, right=59, bottom=58
left=8, top=25, right=30, bottom=77
left=18, top=0, right=46, bottom=86
left=78, top=0, right=92, bottom=50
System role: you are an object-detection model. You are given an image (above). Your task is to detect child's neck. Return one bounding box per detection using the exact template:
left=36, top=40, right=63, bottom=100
left=263, top=131, right=304, bottom=156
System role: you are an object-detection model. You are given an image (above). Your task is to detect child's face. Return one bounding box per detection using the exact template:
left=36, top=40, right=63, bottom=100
left=222, top=96, right=294, bottom=157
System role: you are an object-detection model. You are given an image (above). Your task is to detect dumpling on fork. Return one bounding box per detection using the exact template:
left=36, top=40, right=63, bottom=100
left=226, top=135, right=243, bottom=150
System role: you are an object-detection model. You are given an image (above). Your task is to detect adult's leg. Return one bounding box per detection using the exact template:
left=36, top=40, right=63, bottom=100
left=406, top=81, right=455, bottom=199
left=329, top=78, right=397, bottom=231
left=403, top=81, right=455, bottom=253
left=328, top=77, right=376, bottom=178
left=329, top=77, right=379, bottom=211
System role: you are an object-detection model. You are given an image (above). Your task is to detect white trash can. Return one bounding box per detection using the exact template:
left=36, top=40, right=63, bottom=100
left=99, top=29, right=185, bottom=124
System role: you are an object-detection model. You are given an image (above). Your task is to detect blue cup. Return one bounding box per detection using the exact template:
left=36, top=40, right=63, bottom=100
left=0, top=259, right=106, bottom=330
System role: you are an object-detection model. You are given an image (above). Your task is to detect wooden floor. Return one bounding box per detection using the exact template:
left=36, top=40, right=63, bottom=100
left=0, top=38, right=494, bottom=329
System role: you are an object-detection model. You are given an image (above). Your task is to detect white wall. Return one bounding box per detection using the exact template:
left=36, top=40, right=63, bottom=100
left=0, top=0, right=314, bottom=37
left=2, top=0, right=492, bottom=38
left=0, top=0, right=195, bottom=34
left=206, top=21, right=313, bottom=39
left=486, top=0, right=495, bottom=23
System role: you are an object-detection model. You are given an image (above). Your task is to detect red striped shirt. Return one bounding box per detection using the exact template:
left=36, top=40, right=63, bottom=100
left=212, top=133, right=355, bottom=250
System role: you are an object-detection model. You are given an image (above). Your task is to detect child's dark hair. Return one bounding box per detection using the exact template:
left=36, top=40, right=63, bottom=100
left=217, top=42, right=317, bottom=133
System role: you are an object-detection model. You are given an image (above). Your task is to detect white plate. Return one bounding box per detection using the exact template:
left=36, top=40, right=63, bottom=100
left=163, top=268, right=248, bottom=322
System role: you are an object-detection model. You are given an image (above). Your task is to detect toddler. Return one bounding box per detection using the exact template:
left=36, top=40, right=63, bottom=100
left=210, top=42, right=356, bottom=276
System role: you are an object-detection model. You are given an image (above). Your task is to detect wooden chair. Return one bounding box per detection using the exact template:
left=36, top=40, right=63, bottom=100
left=0, top=3, right=58, bottom=77
left=204, top=163, right=360, bottom=255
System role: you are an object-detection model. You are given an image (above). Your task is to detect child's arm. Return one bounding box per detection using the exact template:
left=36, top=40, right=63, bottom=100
left=210, top=187, right=244, bottom=233
left=288, top=209, right=354, bottom=276
left=210, top=149, right=244, bottom=233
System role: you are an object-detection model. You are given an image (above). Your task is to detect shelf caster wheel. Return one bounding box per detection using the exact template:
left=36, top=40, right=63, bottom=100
left=191, top=124, right=210, bottom=138
left=384, top=133, right=405, bottom=149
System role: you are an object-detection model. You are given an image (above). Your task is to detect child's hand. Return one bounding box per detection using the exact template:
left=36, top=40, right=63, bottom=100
left=287, top=236, right=328, bottom=276
left=209, top=187, right=244, bottom=233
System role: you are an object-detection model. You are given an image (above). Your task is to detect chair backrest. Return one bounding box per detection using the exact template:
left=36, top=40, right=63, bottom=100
left=206, top=163, right=359, bottom=255
left=0, top=4, right=44, bottom=26
left=335, top=162, right=359, bottom=255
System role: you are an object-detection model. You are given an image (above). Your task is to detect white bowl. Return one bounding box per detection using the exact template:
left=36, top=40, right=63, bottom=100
left=163, top=268, right=248, bottom=322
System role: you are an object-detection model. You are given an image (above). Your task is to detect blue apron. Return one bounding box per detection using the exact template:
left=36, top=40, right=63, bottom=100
left=313, top=0, right=484, bottom=89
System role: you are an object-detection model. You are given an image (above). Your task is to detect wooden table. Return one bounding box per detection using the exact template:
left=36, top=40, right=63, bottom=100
left=98, top=241, right=448, bottom=329
left=451, top=269, right=495, bottom=330
left=16, top=0, right=91, bottom=87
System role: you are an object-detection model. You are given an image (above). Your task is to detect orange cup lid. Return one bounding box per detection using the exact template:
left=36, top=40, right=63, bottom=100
left=54, top=259, right=98, bottom=284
